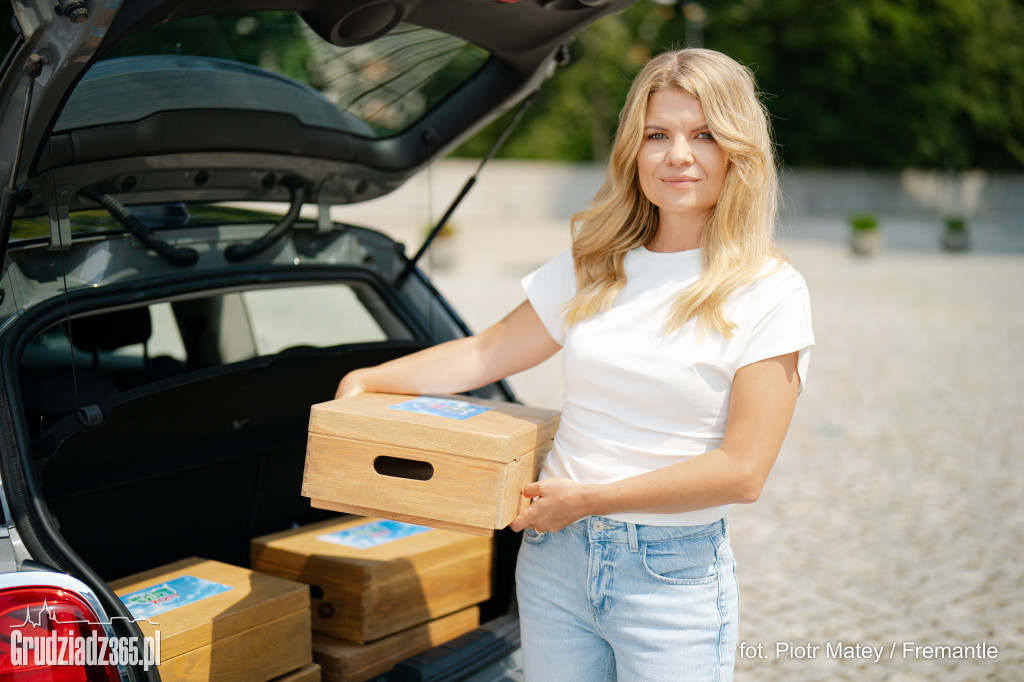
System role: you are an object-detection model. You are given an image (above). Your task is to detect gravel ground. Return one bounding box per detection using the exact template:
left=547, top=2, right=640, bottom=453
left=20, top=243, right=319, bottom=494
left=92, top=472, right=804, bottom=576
left=334, top=195, right=1024, bottom=681
left=729, top=239, right=1024, bottom=682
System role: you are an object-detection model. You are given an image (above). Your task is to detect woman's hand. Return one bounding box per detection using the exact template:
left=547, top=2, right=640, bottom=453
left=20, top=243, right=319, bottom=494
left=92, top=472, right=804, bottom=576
left=510, top=478, right=593, bottom=533
left=335, top=369, right=369, bottom=399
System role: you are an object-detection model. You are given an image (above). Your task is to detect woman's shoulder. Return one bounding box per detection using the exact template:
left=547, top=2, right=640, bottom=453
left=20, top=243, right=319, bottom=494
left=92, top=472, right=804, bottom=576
left=550, top=248, right=575, bottom=269
left=734, top=258, right=809, bottom=308
left=755, top=257, right=808, bottom=290
left=523, top=248, right=576, bottom=296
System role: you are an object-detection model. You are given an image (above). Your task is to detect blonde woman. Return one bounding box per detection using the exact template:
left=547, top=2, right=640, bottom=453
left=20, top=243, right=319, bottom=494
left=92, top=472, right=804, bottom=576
left=337, top=48, right=814, bottom=681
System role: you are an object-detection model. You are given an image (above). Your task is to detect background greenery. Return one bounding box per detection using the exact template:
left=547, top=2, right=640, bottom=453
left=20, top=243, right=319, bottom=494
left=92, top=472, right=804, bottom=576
left=3, top=1, right=1021, bottom=170
left=459, top=0, right=1024, bottom=170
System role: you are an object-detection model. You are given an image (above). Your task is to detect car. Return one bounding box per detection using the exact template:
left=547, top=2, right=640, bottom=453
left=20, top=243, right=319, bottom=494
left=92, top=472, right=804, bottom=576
left=0, top=1, right=637, bottom=680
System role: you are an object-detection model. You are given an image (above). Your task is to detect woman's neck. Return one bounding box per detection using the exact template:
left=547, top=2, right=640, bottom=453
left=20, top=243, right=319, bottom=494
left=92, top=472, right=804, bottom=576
left=647, top=213, right=705, bottom=252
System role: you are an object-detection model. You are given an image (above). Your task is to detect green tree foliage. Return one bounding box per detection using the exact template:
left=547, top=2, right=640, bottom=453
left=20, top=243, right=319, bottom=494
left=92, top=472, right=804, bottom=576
left=455, top=6, right=663, bottom=161
left=457, top=0, right=1023, bottom=170
left=689, top=0, right=1024, bottom=169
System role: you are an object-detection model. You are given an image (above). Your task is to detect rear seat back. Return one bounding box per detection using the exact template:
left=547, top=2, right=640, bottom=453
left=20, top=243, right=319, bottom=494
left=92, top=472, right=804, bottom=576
left=71, top=307, right=153, bottom=362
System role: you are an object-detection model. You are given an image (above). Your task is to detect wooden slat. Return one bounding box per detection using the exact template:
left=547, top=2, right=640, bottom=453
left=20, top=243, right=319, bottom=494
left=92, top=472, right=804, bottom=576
left=251, top=518, right=491, bottom=644
left=315, top=607, right=479, bottom=682
left=307, top=393, right=559, bottom=462
left=307, top=500, right=494, bottom=537
left=270, top=663, right=322, bottom=682
left=156, top=607, right=311, bottom=682
left=251, top=517, right=490, bottom=584
left=309, top=542, right=490, bottom=643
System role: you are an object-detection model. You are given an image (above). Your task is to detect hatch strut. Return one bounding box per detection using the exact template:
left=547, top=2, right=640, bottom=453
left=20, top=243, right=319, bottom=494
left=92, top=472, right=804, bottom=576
left=0, top=48, right=47, bottom=273
left=395, top=91, right=539, bottom=286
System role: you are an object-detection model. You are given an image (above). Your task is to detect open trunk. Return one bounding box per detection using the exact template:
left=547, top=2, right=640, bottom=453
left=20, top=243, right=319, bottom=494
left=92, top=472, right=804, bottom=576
left=3, top=221, right=523, bottom=679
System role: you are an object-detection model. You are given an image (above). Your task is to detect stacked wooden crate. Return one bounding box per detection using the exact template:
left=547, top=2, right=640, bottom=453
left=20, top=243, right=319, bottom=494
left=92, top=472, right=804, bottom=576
left=245, top=392, right=560, bottom=681
left=111, top=557, right=313, bottom=681
left=252, top=517, right=488, bottom=682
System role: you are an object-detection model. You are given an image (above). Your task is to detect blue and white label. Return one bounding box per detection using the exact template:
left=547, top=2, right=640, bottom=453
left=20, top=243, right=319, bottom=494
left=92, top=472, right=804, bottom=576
left=317, top=520, right=433, bottom=549
left=388, top=396, right=492, bottom=421
left=120, top=575, right=233, bottom=620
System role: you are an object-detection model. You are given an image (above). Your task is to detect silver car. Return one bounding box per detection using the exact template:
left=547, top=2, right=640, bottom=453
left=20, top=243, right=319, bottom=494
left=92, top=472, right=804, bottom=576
left=0, top=1, right=635, bottom=680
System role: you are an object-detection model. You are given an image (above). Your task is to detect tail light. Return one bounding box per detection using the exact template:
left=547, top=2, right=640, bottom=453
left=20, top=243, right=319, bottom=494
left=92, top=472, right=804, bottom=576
left=0, top=585, right=121, bottom=681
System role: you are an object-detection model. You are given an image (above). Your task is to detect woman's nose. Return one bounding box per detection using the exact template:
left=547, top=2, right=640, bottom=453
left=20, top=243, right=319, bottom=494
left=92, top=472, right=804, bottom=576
left=666, top=138, right=694, bottom=166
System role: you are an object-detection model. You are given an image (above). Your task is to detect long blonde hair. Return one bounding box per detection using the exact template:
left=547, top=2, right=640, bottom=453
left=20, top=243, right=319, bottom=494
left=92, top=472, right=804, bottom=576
left=564, top=48, right=784, bottom=338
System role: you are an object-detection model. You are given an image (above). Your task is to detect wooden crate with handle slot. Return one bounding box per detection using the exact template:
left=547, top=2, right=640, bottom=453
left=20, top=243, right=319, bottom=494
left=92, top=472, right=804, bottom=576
left=302, top=393, right=560, bottom=536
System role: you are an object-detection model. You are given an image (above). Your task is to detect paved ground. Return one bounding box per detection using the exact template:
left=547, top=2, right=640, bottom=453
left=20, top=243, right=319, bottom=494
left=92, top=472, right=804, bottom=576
left=727, top=238, right=1024, bottom=682
left=333, top=176, right=1024, bottom=681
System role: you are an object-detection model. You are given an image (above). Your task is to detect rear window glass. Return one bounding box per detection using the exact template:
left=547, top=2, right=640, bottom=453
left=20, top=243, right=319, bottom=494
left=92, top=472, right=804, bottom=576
left=19, top=283, right=408, bottom=437
left=241, top=285, right=387, bottom=355
left=21, top=284, right=395, bottom=371
left=87, top=12, right=489, bottom=138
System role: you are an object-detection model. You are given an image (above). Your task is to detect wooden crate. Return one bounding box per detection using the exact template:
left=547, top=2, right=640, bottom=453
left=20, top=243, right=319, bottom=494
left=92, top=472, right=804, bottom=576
left=313, top=607, right=479, bottom=682
left=251, top=517, right=490, bottom=644
left=110, top=558, right=311, bottom=682
left=303, top=393, right=560, bottom=536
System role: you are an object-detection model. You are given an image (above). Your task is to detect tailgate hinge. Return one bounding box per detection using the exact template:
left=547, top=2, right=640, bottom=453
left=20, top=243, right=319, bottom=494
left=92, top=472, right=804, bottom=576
left=47, top=185, right=74, bottom=250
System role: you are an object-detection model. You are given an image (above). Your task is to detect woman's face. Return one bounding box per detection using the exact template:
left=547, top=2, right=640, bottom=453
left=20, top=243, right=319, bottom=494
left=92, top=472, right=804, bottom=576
left=636, top=89, right=728, bottom=228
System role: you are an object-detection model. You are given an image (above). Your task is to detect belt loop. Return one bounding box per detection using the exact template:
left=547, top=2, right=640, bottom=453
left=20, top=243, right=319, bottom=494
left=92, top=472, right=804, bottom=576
left=627, top=523, right=639, bottom=553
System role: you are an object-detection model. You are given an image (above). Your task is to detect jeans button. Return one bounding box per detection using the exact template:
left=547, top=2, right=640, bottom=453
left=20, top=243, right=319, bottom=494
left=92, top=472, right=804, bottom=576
left=593, top=521, right=605, bottom=531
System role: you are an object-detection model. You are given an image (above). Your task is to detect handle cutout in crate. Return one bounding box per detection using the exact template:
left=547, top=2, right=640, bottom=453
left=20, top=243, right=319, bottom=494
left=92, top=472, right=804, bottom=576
left=373, top=455, right=435, bottom=481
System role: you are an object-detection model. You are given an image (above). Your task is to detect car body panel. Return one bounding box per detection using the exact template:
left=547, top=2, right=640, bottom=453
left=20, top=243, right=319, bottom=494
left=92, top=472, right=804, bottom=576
left=2, top=0, right=635, bottom=226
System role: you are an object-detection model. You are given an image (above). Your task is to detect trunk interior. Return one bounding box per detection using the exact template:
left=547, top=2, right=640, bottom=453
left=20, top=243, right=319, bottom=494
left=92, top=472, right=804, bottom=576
left=15, top=293, right=521, bottom=648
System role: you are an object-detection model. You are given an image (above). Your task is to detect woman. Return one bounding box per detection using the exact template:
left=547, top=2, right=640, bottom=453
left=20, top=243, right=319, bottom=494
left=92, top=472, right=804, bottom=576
left=337, top=48, right=814, bottom=681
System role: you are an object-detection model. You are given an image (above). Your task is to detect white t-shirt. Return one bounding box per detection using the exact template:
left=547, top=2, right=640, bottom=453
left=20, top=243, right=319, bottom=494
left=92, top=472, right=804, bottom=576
left=522, top=246, right=815, bottom=526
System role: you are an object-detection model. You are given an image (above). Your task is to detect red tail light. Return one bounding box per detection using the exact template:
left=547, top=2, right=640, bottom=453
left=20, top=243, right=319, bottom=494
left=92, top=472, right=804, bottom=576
left=0, top=586, right=121, bottom=681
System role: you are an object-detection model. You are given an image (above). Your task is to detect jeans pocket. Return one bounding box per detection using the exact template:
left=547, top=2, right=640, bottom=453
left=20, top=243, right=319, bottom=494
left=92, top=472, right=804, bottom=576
left=522, top=528, right=550, bottom=545
left=640, top=535, right=720, bottom=585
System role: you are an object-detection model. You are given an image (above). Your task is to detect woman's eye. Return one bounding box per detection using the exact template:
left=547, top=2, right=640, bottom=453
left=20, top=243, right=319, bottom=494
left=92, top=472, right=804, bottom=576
left=696, top=131, right=714, bottom=141
left=647, top=132, right=667, bottom=140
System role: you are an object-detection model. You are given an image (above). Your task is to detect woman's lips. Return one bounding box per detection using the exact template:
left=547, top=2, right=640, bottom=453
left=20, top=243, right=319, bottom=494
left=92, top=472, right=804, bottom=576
left=661, top=176, right=699, bottom=187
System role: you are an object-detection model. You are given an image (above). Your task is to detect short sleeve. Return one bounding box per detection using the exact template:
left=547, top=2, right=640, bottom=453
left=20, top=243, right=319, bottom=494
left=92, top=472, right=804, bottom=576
left=521, top=249, right=576, bottom=345
left=735, top=268, right=815, bottom=392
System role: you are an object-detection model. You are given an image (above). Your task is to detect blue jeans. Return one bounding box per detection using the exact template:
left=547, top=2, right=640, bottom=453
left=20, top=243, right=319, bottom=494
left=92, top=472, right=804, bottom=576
left=515, top=516, right=738, bottom=682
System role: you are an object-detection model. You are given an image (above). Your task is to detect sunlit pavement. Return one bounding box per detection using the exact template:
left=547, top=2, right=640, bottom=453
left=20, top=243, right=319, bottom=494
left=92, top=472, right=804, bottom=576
left=729, top=238, right=1023, bottom=681
left=331, top=182, right=1023, bottom=680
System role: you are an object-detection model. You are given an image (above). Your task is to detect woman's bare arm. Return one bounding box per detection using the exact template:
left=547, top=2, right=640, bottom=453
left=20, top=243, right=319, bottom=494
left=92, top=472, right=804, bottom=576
left=336, top=299, right=561, bottom=398
left=511, top=351, right=801, bottom=532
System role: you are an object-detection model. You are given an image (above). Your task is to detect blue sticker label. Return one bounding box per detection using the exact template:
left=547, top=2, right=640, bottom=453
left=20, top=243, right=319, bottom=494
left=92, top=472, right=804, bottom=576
left=120, top=575, right=233, bottom=620
left=388, top=396, right=492, bottom=421
left=317, top=520, right=433, bottom=549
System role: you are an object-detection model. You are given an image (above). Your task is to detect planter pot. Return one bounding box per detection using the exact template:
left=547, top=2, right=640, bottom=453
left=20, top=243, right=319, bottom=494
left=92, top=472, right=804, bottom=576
left=850, top=229, right=881, bottom=256
left=941, top=230, right=970, bottom=252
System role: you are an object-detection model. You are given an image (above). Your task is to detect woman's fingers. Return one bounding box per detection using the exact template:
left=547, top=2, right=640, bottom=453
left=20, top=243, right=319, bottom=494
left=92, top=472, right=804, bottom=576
left=511, top=478, right=589, bottom=533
